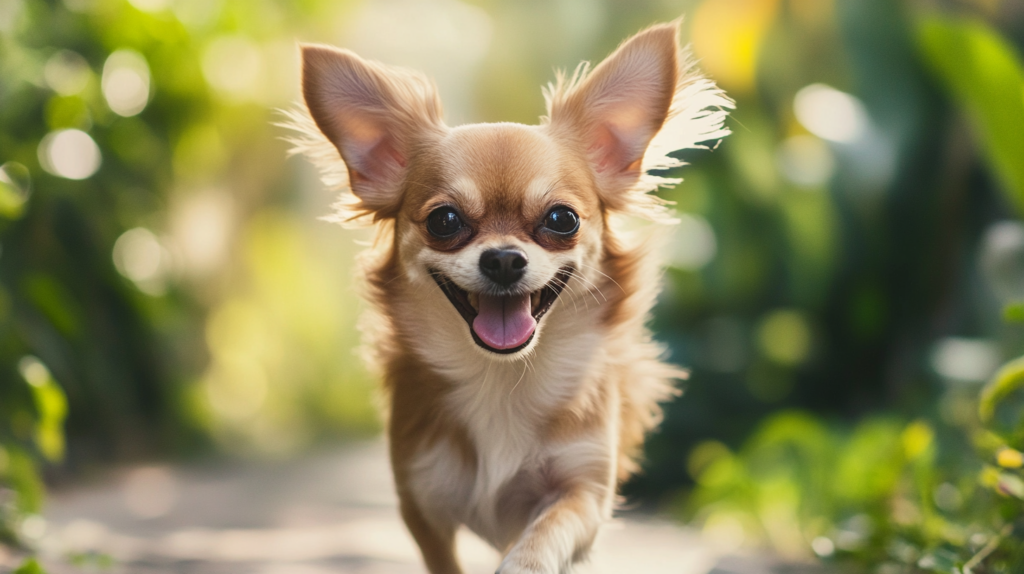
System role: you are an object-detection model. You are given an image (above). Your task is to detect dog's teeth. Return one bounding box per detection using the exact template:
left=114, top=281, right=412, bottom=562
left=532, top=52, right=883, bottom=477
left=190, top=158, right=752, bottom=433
left=531, top=291, right=541, bottom=310
left=468, top=292, right=479, bottom=310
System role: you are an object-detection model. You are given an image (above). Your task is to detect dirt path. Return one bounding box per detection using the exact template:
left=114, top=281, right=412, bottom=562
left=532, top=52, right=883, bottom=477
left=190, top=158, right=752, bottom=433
left=26, top=439, right=786, bottom=574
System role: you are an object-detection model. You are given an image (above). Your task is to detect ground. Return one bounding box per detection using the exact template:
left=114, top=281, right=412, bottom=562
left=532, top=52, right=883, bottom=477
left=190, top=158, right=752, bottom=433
left=6, top=439, right=823, bottom=573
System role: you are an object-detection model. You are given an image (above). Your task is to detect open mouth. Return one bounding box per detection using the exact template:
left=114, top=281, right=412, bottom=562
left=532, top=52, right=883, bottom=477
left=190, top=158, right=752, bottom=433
left=430, top=266, right=574, bottom=354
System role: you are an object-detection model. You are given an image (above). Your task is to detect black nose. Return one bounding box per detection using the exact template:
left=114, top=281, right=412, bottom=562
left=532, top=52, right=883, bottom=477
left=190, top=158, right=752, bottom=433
left=479, top=248, right=528, bottom=287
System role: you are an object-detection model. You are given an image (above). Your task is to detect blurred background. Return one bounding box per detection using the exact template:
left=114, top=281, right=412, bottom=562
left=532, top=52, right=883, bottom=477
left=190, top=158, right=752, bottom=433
left=2, top=0, right=1024, bottom=572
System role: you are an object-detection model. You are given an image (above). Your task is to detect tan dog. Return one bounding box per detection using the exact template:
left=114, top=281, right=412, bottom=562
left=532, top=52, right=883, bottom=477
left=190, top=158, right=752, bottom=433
left=289, top=20, right=731, bottom=574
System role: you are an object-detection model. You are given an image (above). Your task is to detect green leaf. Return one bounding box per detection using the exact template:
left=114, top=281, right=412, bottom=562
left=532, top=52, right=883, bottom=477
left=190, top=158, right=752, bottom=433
left=17, top=357, right=68, bottom=462
left=31, top=381, right=67, bottom=463
left=0, top=162, right=31, bottom=219
left=3, top=447, right=45, bottom=514
left=21, top=274, right=82, bottom=337
left=918, top=18, right=1024, bottom=214
left=14, top=558, right=46, bottom=574
left=1004, top=302, right=1024, bottom=324
left=979, top=356, right=1024, bottom=424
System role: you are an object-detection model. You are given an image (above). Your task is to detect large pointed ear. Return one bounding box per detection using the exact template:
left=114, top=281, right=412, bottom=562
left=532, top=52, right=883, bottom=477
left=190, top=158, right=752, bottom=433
left=545, top=22, right=685, bottom=210
left=300, top=45, right=444, bottom=218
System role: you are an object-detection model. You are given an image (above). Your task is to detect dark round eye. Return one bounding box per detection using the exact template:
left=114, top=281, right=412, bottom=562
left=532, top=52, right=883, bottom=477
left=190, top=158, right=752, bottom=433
left=427, top=207, right=464, bottom=238
left=543, top=207, right=580, bottom=235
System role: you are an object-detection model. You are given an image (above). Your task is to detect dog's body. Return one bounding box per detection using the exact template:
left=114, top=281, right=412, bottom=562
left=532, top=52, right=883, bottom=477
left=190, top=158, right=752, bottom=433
left=291, top=21, right=730, bottom=574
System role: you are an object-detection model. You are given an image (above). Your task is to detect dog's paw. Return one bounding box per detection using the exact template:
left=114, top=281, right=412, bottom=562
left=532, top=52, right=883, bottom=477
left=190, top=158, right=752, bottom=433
left=495, top=553, right=557, bottom=574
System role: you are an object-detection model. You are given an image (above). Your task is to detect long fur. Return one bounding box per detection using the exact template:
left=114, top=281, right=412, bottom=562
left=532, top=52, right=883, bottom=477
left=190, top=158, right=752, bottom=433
left=285, top=20, right=731, bottom=574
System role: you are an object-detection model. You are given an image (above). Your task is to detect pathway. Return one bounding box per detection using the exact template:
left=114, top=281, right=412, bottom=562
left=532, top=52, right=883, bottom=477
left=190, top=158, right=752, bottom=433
left=17, top=439, right=816, bottom=573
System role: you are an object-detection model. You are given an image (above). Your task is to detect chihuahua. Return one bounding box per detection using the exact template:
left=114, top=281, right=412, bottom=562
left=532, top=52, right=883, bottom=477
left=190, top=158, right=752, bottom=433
left=289, top=20, right=731, bottom=574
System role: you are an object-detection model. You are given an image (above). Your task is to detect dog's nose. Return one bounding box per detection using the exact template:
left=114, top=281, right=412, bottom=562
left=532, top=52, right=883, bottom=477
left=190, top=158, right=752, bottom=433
left=479, top=248, right=528, bottom=287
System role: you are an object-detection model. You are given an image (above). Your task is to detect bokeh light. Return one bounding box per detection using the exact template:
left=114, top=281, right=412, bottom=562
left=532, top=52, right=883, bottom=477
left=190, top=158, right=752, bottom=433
left=757, top=310, right=812, bottom=366
left=0, top=0, right=22, bottom=33
left=169, top=191, right=233, bottom=277
left=37, top=128, right=101, bottom=180
left=18, top=355, right=51, bottom=388
left=43, top=50, right=91, bottom=96
left=344, top=0, right=492, bottom=122
left=671, top=213, right=718, bottom=270
left=201, top=35, right=263, bottom=101
left=112, top=227, right=171, bottom=295
left=127, top=0, right=169, bottom=13
left=793, top=84, right=869, bottom=143
left=172, top=0, right=222, bottom=29
left=930, top=337, right=1001, bottom=383
left=811, top=536, right=835, bottom=558
left=18, top=515, right=46, bottom=543
left=980, top=221, right=1024, bottom=302
left=102, top=49, right=151, bottom=117
left=776, top=135, right=835, bottom=187
left=0, top=162, right=31, bottom=218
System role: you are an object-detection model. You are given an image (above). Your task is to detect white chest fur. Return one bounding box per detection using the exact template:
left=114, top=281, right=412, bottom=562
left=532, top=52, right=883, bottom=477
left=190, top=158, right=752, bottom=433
left=407, top=314, right=616, bottom=549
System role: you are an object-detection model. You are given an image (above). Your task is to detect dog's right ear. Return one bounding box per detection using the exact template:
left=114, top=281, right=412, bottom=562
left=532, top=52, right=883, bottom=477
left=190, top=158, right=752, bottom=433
left=301, top=45, right=444, bottom=218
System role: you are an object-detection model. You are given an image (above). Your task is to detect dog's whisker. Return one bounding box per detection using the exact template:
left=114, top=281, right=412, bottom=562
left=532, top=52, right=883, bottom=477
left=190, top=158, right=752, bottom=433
left=559, top=273, right=600, bottom=309
left=508, top=359, right=529, bottom=399
left=548, top=277, right=583, bottom=314
left=570, top=271, right=608, bottom=301
left=577, top=262, right=626, bottom=295
left=566, top=270, right=607, bottom=305
left=565, top=282, right=589, bottom=313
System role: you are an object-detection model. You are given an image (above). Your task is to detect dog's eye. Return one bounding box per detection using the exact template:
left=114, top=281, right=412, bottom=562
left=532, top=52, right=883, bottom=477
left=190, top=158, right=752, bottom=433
left=427, top=207, right=464, bottom=238
left=543, top=207, right=580, bottom=235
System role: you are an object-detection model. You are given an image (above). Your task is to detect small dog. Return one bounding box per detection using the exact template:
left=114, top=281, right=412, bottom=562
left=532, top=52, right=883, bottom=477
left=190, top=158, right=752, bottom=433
left=290, top=20, right=731, bottom=574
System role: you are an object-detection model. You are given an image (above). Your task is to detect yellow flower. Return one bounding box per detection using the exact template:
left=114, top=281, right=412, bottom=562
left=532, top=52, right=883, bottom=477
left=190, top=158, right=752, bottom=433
left=997, top=447, right=1024, bottom=469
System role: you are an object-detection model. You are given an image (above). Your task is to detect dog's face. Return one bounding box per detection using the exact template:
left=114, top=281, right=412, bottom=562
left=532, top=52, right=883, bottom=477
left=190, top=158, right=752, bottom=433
left=299, top=23, right=708, bottom=359
left=395, top=124, right=603, bottom=355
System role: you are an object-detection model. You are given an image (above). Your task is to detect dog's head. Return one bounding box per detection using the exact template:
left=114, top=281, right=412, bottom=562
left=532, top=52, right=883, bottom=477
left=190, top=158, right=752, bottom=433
left=297, top=22, right=730, bottom=359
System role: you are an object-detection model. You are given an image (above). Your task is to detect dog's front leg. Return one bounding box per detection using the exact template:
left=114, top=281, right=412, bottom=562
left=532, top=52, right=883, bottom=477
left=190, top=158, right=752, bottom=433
left=497, top=484, right=610, bottom=574
left=397, top=489, right=464, bottom=574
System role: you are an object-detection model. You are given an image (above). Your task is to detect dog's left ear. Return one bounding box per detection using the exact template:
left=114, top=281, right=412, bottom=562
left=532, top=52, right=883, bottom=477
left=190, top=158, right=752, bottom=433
left=546, top=22, right=682, bottom=208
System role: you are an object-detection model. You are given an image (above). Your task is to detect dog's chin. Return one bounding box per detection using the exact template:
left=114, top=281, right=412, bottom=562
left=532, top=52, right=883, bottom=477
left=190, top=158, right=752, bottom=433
left=430, top=267, right=573, bottom=356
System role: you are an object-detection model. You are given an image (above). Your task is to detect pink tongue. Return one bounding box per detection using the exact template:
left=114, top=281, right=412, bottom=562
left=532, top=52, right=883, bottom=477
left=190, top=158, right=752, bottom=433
left=472, top=293, right=536, bottom=350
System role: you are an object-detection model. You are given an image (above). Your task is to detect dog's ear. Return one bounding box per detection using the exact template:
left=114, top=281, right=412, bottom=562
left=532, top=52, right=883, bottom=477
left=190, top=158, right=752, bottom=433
left=301, top=45, right=444, bottom=217
left=546, top=22, right=681, bottom=208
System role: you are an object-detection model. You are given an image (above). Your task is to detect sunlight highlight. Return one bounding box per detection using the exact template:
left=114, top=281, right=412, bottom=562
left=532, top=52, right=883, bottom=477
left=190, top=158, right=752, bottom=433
left=127, top=0, right=169, bottom=12
left=102, top=49, right=151, bottom=117
left=38, top=129, right=101, bottom=180
left=776, top=135, right=834, bottom=187
left=793, top=84, right=868, bottom=143
left=202, top=35, right=263, bottom=101
left=44, top=50, right=91, bottom=96
left=670, top=213, right=718, bottom=270
left=113, top=227, right=171, bottom=295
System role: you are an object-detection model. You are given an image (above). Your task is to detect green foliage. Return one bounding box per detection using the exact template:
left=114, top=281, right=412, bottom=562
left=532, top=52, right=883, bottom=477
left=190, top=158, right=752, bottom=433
left=684, top=407, right=1023, bottom=572
left=979, top=357, right=1024, bottom=427
left=14, top=558, right=46, bottom=574
left=682, top=16, right=1024, bottom=571
left=1, top=446, right=46, bottom=517
left=1003, top=303, right=1024, bottom=325
left=0, top=360, right=65, bottom=565
left=917, top=17, right=1024, bottom=214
